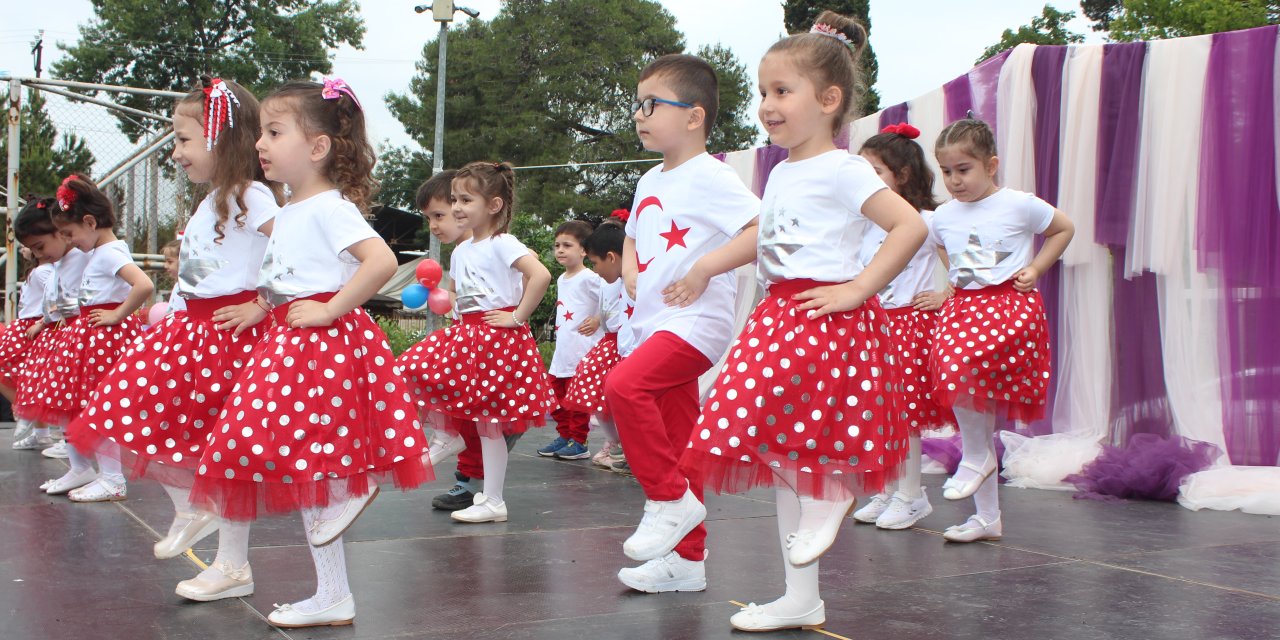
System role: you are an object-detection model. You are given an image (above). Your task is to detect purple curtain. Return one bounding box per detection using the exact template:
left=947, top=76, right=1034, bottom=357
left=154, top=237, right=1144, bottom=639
left=968, top=49, right=1009, bottom=136
left=1094, top=42, right=1146, bottom=247
left=752, top=144, right=790, bottom=198
left=943, top=74, right=973, bottom=124
left=879, top=102, right=909, bottom=129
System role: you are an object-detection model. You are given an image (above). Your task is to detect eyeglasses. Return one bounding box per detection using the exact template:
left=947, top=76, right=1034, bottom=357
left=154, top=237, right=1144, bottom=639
left=630, top=97, right=694, bottom=117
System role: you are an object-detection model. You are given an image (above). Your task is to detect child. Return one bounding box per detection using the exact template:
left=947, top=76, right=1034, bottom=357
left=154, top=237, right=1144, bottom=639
left=928, top=118, right=1073, bottom=542
left=683, top=13, right=929, bottom=631
left=1, top=246, right=54, bottom=437
left=67, top=78, right=282, bottom=600
left=851, top=124, right=955, bottom=530
left=8, top=210, right=62, bottom=451
left=160, top=237, right=186, bottom=313
left=188, top=78, right=433, bottom=628
left=605, top=54, right=761, bottom=593
left=538, top=219, right=603, bottom=460
left=399, top=161, right=555, bottom=525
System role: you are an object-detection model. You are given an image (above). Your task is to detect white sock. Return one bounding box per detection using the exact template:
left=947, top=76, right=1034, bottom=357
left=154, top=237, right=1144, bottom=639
left=66, top=445, right=94, bottom=475
left=480, top=435, right=508, bottom=504
left=899, top=434, right=923, bottom=499
left=952, top=405, right=996, bottom=486
left=767, top=488, right=821, bottom=615
left=34, top=426, right=49, bottom=438
left=96, top=442, right=126, bottom=486
left=160, top=483, right=196, bottom=535
left=287, top=510, right=351, bottom=614
left=195, top=519, right=252, bottom=580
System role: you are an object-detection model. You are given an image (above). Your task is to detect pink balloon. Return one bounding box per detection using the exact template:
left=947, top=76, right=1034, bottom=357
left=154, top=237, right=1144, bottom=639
left=427, top=287, right=452, bottom=315
left=416, top=259, right=443, bottom=288
left=147, top=302, right=169, bottom=325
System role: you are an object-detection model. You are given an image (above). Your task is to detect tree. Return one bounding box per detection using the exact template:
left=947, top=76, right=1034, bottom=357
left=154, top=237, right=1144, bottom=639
left=782, top=0, right=880, bottom=116
left=1082, top=0, right=1124, bottom=32
left=52, top=0, right=365, bottom=141
left=1103, top=0, right=1279, bottom=42
left=978, top=4, right=1085, bottom=64
left=0, top=90, right=95, bottom=197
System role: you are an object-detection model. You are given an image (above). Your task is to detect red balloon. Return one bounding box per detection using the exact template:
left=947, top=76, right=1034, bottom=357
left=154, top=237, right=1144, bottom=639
left=427, top=287, right=452, bottom=315
left=416, top=259, right=443, bottom=288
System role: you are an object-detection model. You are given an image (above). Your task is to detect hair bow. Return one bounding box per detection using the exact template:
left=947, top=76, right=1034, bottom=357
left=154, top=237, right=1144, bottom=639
left=611, top=208, right=630, bottom=221
left=881, top=123, right=920, bottom=139
left=321, top=77, right=362, bottom=110
left=203, top=77, right=240, bottom=151
left=55, top=176, right=77, bottom=212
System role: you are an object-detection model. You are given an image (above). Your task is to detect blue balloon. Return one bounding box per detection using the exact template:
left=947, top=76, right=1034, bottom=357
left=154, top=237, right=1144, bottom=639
left=401, top=283, right=430, bottom=310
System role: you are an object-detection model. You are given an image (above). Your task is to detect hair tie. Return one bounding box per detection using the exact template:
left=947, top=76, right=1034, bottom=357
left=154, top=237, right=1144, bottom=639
left=810, top=23, right=851, bottom=45
left=55, top=176, right=77, bottom=211
left=202, top=77, right=240, bottom=151
left=321, top=77, right=363, bottom=110
left=881, top=123, right=920, bottom=139
left=611, top=208, right=630, bottom=221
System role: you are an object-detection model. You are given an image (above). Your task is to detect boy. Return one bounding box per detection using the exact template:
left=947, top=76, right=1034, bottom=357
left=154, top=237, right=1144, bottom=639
left=575, top=220, right=630, bottom=468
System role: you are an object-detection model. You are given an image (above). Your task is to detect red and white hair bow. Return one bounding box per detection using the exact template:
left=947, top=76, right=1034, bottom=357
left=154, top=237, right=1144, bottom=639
left=203, top=77, right=240, bottom=151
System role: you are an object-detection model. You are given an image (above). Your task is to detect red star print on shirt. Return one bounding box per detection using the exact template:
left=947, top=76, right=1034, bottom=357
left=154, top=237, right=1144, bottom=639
left=563, top=310, right=574, bottom=322
left=624, top=304, right=634, bottom=319
left=659, top=220, right=691, bottom=251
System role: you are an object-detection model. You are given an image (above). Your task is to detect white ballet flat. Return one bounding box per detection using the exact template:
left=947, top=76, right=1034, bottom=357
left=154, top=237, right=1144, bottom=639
left=306, top=485, right=379, bottom=547
left=942, top=458, right=997, bottom=501
left=268, top=594, right=355, bottom=628
left=730, top=600, right=825, bottom=631
left=175, top=561, right=254, bottom=601
left=943, top=514, right=1003, bottom=543
left=155, top=511, right=219, bottom=559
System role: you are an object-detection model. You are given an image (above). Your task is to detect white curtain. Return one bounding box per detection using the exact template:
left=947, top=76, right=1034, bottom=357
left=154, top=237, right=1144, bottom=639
left=905, top=86, right=949, bottom=204
left=995, top=44, right=1038, bottom=191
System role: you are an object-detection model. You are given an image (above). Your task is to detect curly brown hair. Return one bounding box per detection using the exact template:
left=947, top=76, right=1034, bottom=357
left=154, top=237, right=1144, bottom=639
left=262, top=80, right=378, bottom=216
left=454, top=161, right=516, bottom=235
left=860, top=132, right=940, bottom=213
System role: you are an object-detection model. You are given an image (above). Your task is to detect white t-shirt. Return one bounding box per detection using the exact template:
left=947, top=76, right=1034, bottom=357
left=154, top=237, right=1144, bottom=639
left=616, top=284, right=638, bottom=358
left=929, top=188, right=1055, bottom=289
left=758, top=150, right=886, bottom=285
left=54, top=248, right=91, bottom=317
left=179, top=182, right=278, bottom=300
left=626, top=153, right=759, bottom=361
left=859, top=210, right=942, bottom=309
left=549, top=269, right=603, bottom=378
left=19, top=264, right=54, bottom=320
left=258, top=190, right=379, bottom=306
left=449, top=234, right=530, bottom=314
left=600, top=277, right=627, bottom=333
left=79, top=240, right=135, bottom=307
left=167, top=286, right=187, bottom=313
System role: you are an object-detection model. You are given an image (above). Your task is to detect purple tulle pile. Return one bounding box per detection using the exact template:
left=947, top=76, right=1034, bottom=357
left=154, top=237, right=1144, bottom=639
left=1066, top=434, right=1219, bottom=502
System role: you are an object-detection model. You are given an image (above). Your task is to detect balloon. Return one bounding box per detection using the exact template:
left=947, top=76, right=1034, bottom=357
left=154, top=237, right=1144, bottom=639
left=401, top=284, right=430, bottom=310
left=427, top=287, right=453, bottom=315
left=415, top=258, right=443, bottom=288
left=147, top=303, right=169, bottom=325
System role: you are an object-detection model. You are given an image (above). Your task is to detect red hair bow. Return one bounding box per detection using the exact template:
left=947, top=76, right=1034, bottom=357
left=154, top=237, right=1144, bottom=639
left=611, top=208, right=631, bottom=221
left=55, top=176, right=78, bottom=211
left=881, top=122, right=920, bottom=139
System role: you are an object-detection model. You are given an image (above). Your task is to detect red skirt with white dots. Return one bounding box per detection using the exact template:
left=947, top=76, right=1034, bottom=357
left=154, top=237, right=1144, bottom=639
left=929, top=281, right=1051, bottom=422
left=682, top=280, right=907, bottom=499
left=66, top=292, right=265, bottom=487
left=398, top=307, right=556, bottom=438
left=14, top=318, right=82, bottom=426
left=562, top=332, right=620, bottom=414
left=0, top=318, right=41, bottom=389
left=884, top=306, right=955, bottom=435
left=12, top=321, right=66, bottom=422
left=188, top=293, right=434, bottom=521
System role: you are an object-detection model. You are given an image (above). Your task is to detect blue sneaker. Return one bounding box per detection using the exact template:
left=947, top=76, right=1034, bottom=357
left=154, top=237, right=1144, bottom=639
left=554, top=440, right=591, bottom=460
left=537, top=436, right=570, bottom=457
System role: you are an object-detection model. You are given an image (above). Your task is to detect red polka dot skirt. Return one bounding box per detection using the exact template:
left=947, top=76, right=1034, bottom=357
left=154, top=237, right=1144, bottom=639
left=12, top=322, right=65, bottom=422
left=683, top=280, right=908, bottom=500
left=884, top=307, right=955, bottom=435
left=189, top=295, right=434, bottom=521
left=929, top=281, right=1052, bottom=422
left=562, top=332, right=620, bottom=414
left=14, top=308, right=140, bottom=426
left=66, top=292, right=265, bottom=487
left=398, top=308, right=556, bottom=439
left=0, top=318, right=41, bottom=389
left=76, top=307, right=143, bottom=402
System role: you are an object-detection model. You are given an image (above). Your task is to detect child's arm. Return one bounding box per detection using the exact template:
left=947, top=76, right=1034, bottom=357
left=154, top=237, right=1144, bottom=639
left=1014, top=210, right=1074, bottom=292
left=91, top=264, right=155, bottom=327
left=286, top=238, right=397, bottom=328
left=25, top=319, right=45, bottom=339
left=622, top=237, right=638, bottom=300
left=911, top=248, right=953, bottom=311
left=662, top=217, right=760, bottom=308
left=795, top=190, right=926, bottom=319
left=485, top=255, right=551, bottom=328
left=213, top=217, right=278, bottom=336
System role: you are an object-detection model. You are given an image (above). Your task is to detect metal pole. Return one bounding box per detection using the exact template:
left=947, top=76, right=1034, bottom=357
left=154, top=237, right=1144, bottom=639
left=125, top=166, right=135, bottom=245
left=20, top=77, right=185, bottom=99
left=147, top=155, right=159, bottom=254
left=5, top=79, right=21, bottom=322
left=426, top=20, right=450, bottom=333
left=98, top=130, right=176, bottom=187
left=29, top=83, right=172, bottom=125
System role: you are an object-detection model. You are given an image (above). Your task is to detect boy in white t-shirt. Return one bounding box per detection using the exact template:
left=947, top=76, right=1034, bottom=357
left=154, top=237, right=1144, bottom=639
left=605, top=54, right=761, bottom=593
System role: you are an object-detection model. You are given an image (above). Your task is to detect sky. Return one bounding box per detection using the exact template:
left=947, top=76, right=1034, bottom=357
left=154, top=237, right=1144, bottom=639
left=0, top=0, right=1102, bottom=169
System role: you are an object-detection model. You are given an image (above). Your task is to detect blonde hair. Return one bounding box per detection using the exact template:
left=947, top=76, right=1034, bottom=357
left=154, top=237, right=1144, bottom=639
left=767, top=10, right=868, bottom=135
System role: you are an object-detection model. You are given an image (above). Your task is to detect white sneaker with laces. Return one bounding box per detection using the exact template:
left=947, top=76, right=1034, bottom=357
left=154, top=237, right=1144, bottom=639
left=852, top=493, right=890, bottom=524
left=617, top=551, right=706, bottom=593
left=450, top=492, right=508, bottom=523
left=12, top=434, right=53, bottom=450
left=622, top=486, right=706, bottom=561
left=41, top=440, right=70, bottom=459
left=12, top=420, right=33, bottom=442
left=875, top=489, right=933, bottom=530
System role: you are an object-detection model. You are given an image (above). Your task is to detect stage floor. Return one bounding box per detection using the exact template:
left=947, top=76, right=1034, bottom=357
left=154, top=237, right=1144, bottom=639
left=1, top=423, right=1277, bottom=640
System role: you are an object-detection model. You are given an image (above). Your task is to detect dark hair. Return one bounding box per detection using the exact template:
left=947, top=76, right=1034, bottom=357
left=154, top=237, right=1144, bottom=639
left=860, top=133, right=940, bottom=212
left=14, top=196, right=58, bottom=241
left=176, top=77, right=284, bottom=244
left=585, top=219, right=626, bottom=258
left=161, top=238, right=182, bottom=257
left=554, top=220, right=593, bottom=246
left=767, top=10, right=868, bottom=135
left=262, top=80, right=378, bottom=215
left=936, top=118, right=997, bottom=162
left=638, top=54, right=719, bottom=138
left=51, top=174, right=116, bottom=228
left=454, top=161, right=516, bottom=235
left=414, top=169, right=458, bottom=210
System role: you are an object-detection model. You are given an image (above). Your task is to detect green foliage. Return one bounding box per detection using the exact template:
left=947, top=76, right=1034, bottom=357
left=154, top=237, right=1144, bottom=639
left=52, top=0, right=366, bottom=141
left=0, top=90, right=95, bottom=196
left=538, top=341, right=556, bottom=370
left=782, top=0, right=880, bottom=116
left=1104, top=0, right=1279, bottom=42
left=511, top=211, right=560, bottom=337
left=978, top=4, right=1085, bottom=64
left=1082, top=0, right=1125, bottom=31
left=376, top=316, right=428, bottom=357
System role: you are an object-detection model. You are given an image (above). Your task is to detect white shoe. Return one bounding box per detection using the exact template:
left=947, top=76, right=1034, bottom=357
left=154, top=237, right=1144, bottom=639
left=175, top=561, right=254, bottom=601
left=617, top=551, right=706, bottom=593
left=942, top=457, right=997, bottom=501
left=730, top=600, right=825, bottom=631
left=68, top=478, right=128, bottom=502
left=852, top=493, right=890, bottom=524
left=155, top=511, right=219, bottom=559
left=786, top=496, right=856, bottom=566
left=306, top=485, right=379, bottom=546
left=943, top=514, right=1003, bottom=543
left=875, top=489, right=933, bottom=530
left=12, top=434, right=54, bottom=450
left=427, top=430, right=466, bottom=467
left=44, top=467, right=97, bottom=495
left=41, top=440, right=69, bottom=459
left=268, top=594, right=355, bottom=628
left=450, top=492, right=508, bottom=523
left=622, top=486, right=707, bottom=561
left=12, top=420, right=33, bottom=441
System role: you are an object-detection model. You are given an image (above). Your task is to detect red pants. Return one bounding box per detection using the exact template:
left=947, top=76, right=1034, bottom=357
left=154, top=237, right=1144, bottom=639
left=457, top=422, right=483, bottom=480
left=604, top=331, right=711, bottom=561
left=551, top=376, right=590, bottom=444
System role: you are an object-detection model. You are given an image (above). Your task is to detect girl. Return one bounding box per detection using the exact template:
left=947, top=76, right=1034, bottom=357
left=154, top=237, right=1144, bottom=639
left=50, top=174, right=156, bottom=502
left=680, top=12, right=927, bottom=632
left=928, top=119, right=1073, bottom=542
left=188, top=79, right=432, bottom=628
left=66, top=78, right=282, bottom=602
left=9, top=204, right=68, bottom=453
left=398, top=160, right=555, bottom=525
left=3, top=245, right=55, bottom=446
left=160, top=237, right=186, bottom=314
left=851, top=123, right=955, bottom=530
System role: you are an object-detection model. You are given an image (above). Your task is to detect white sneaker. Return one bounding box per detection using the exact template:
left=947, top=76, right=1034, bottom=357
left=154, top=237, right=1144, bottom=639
left=617, top=551, right=706, bottom=593
left=730, top=599, right=825, bottom=631
left=41, top=440, right=70, bottom=459
left=450, top=492, right=508, bottom=523
left=306, top=485, right=379, bottom=547
left=44, top=467, right=97, bottom=495
left=943, top=514, right=1003, bottom=543
left=875, top=489, right=933, bottom=530
left=622, top=487, right=707, bottom=561
left=68, top=478, right=128, bottom=502
left=12, top=420, right=33, bottom=441
left=852, top=493, right=890, bottom=524
left=427, top=430, right=466, bottom=467
left=268, top=594, right=355, bottom=628
left=13, top=434, right=54, bottom=450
